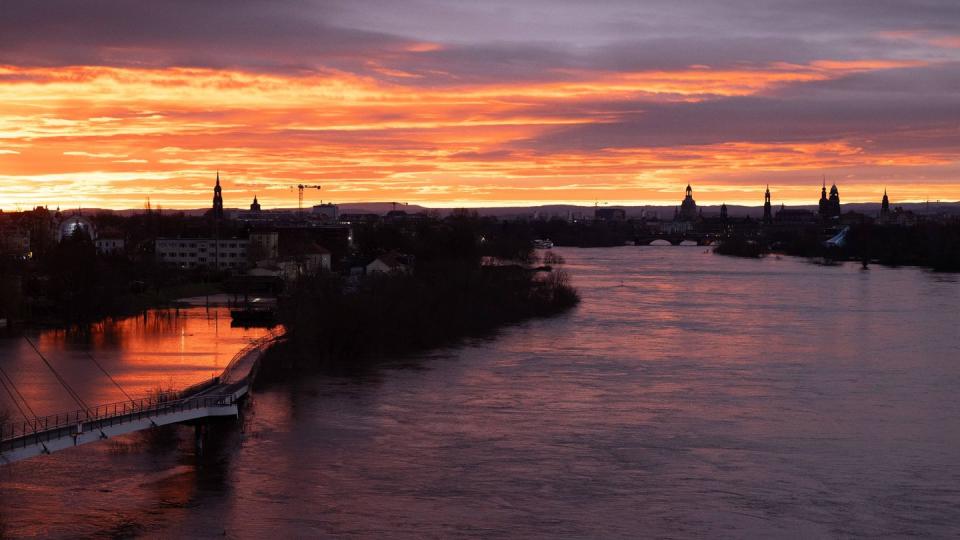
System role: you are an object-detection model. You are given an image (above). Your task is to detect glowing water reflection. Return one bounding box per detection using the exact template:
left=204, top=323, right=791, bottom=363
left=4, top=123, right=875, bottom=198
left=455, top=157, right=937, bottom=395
left=2, top=248, right=960, bottom=538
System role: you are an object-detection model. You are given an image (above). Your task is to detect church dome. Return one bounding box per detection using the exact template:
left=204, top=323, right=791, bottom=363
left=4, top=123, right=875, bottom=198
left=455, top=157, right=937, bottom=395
left=58, top=215, right=96, bottom=241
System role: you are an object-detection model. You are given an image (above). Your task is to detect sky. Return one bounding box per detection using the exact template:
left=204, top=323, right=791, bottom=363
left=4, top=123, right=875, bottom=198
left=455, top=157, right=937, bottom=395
left=0, top=0, right=958, bottom=210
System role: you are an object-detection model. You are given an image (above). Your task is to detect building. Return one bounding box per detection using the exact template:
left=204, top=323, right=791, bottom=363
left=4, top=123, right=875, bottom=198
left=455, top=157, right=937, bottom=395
left=594, top=207, right=626, bottom=222
left=879, top=189, right=891, bottom=224
left=657, top=220, right=693, bottom=234
left=211, top=172, right=224, bottom=220
left=339, top=213, right=380, bottom=224
left=0, top=227, right=30, bottom=258
left=763, top=186, right=772, bottom=224
left=775, top=205, right=818, bottom=226
left=312, top=203, right=339, bottom=221
left=57, top=215, right=95, bottom=242
left=95, top=236, right=125, bottom=255
left=679, top=184, right=698, bottom=221
left=276, top=244, right=332, bottom=280
left=248, top=231, right=279, bottom=262
left=819, top=181, right=840, bottom=220
left=155, top=237, right=249, bottom=270
left=366, top=252, right=413, bottom=274
left=250, top=196, right=261, bottom=212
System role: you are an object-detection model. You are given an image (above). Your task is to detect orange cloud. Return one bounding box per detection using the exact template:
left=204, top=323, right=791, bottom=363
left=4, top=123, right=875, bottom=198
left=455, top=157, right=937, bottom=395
left=0, top=59, right=956, bottom=210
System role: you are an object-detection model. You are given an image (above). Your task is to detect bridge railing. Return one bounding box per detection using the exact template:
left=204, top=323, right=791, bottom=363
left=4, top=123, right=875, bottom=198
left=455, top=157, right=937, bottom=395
left=1, top=389, right=181, bottom=442
left=220, top=330, right=280, bottom=384
left=0, top=394, right=236, bottom=452
left=1, top=329, right=281, bottom=450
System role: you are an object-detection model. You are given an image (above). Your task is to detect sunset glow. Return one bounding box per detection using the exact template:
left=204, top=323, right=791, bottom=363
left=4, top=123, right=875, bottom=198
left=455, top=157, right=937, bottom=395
left=1, top=1, right=958, bottom=209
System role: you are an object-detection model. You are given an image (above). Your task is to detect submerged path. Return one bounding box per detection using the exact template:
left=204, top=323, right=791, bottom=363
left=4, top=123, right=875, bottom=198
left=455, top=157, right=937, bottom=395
left=0, top=331, right=280, bottom=465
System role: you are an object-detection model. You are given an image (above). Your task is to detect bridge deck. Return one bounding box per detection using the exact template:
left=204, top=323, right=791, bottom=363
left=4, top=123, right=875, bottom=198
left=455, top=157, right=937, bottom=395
left=1, top=332, right=278, bottom=465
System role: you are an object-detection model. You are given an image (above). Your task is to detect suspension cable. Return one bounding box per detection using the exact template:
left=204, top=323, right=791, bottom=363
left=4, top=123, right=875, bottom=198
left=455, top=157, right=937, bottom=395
left=0, top=363, right=38, bottom=421
left=0, top=375, right=29, bottom=425
left=23, top=336, right=91, bottom=414
left=83, top=351, right=133, bottom=402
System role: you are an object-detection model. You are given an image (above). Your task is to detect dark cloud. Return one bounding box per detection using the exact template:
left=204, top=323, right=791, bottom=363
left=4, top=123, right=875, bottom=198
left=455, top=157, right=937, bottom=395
left=522, top=64, right=960, bottom=153
left=1, top=0, right=958, bottom=84
left=0, top=0, right=407, bottom=71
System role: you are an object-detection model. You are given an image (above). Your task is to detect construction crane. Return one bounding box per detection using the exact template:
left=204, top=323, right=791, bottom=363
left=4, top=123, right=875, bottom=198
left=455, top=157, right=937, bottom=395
left=290, top=184, right=322, bottom=213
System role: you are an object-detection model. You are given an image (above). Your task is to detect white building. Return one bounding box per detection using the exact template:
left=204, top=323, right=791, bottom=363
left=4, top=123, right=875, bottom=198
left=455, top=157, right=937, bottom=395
left=155, top=237, right=249, bottom=270
left=312, top=203, right=339, bottom=221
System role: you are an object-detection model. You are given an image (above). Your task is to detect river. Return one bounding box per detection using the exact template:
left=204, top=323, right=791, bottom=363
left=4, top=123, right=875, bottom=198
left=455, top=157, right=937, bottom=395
left=2, top=247, right=960, bottom=538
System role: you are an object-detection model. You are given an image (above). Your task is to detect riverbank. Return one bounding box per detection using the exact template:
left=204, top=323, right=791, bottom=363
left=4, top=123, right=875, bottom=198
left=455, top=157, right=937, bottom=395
left=259, top=261, right=579, bottom=375
left=714, top=222, right=960, bottom=272
left=6, top=281, right=223, bottom=331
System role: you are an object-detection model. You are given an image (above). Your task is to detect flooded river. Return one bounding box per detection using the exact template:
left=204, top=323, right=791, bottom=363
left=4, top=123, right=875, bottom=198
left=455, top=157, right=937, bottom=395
left=2, top=247, right=960, bottom=538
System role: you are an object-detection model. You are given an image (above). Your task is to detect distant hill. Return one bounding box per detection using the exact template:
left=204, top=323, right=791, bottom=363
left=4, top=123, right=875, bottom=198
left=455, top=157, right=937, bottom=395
left=43, top=201, right=960, bottom=219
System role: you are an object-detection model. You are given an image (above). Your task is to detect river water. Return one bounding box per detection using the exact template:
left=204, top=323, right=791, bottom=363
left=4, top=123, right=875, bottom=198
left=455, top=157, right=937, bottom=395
left=2, top=247, right=960, bottom=538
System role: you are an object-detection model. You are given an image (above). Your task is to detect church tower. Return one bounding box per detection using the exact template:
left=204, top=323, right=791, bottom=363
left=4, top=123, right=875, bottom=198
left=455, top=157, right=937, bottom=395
left=679, top=183, right=698, bottom=221
left=250, top=195, right=261, bottom=212
left=763, top=185, right=772, bottom=224
left=828, top=183, right=840, bottom=218
left=818, top=180, right=829, bottom=219
left=880, top=189, right=890, bottom=223
left=212, top=172, right=224, bottom=220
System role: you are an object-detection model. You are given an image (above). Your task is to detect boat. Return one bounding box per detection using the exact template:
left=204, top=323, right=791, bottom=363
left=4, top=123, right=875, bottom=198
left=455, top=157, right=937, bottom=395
left=533, top=239, right=554, bottom=249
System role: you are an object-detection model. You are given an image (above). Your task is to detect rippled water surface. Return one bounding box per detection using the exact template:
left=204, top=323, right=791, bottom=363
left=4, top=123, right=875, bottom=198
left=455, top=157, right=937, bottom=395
left=3, top=247, right=960, bottom=538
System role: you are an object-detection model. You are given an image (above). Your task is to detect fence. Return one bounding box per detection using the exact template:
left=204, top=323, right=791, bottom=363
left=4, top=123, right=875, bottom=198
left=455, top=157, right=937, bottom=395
left=1, top=330, right=281, bottom=452
left=0, top=394, right=235, bottom=453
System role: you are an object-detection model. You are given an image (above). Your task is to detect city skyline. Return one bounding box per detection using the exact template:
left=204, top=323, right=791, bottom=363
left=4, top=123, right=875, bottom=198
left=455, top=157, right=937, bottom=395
left=1, top=1, right=959, bottom=209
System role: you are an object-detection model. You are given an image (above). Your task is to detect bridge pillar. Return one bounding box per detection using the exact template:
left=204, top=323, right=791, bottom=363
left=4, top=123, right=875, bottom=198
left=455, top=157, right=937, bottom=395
left=194, top=423, right=207, bottom=457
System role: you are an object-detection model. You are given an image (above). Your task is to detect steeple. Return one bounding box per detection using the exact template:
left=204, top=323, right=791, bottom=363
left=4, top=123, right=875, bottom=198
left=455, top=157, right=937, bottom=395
left=763, top=184, right=772, bottom=224
left=250, top=194, right=261, bottom=212
left=880, top=188, right=890, bottom=222
left=818, top=177, right=830, bottom=219
left=211, top=171, right=224, bottom=220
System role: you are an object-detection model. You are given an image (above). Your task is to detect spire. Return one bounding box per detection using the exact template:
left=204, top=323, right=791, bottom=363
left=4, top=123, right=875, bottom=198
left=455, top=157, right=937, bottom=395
left=763, top=184, right=773, bottom=223
left=211, top=171, right=224, bottom=219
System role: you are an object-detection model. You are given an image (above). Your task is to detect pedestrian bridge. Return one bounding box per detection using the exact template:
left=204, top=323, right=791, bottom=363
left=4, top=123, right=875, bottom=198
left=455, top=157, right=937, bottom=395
left=0, top=333, right=278, bottom=465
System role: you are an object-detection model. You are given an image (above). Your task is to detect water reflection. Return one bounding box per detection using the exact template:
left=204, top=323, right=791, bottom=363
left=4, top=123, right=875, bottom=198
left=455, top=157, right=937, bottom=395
left=3, top=248, right=960, bottom=538
left=0, top=307, right=273, bottom=416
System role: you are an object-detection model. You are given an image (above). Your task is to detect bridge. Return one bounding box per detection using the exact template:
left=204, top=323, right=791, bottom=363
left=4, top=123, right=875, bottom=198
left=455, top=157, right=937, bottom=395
left=0, top=332, right=279, bottom=465
left=634, top=232, right=719, bottom=246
